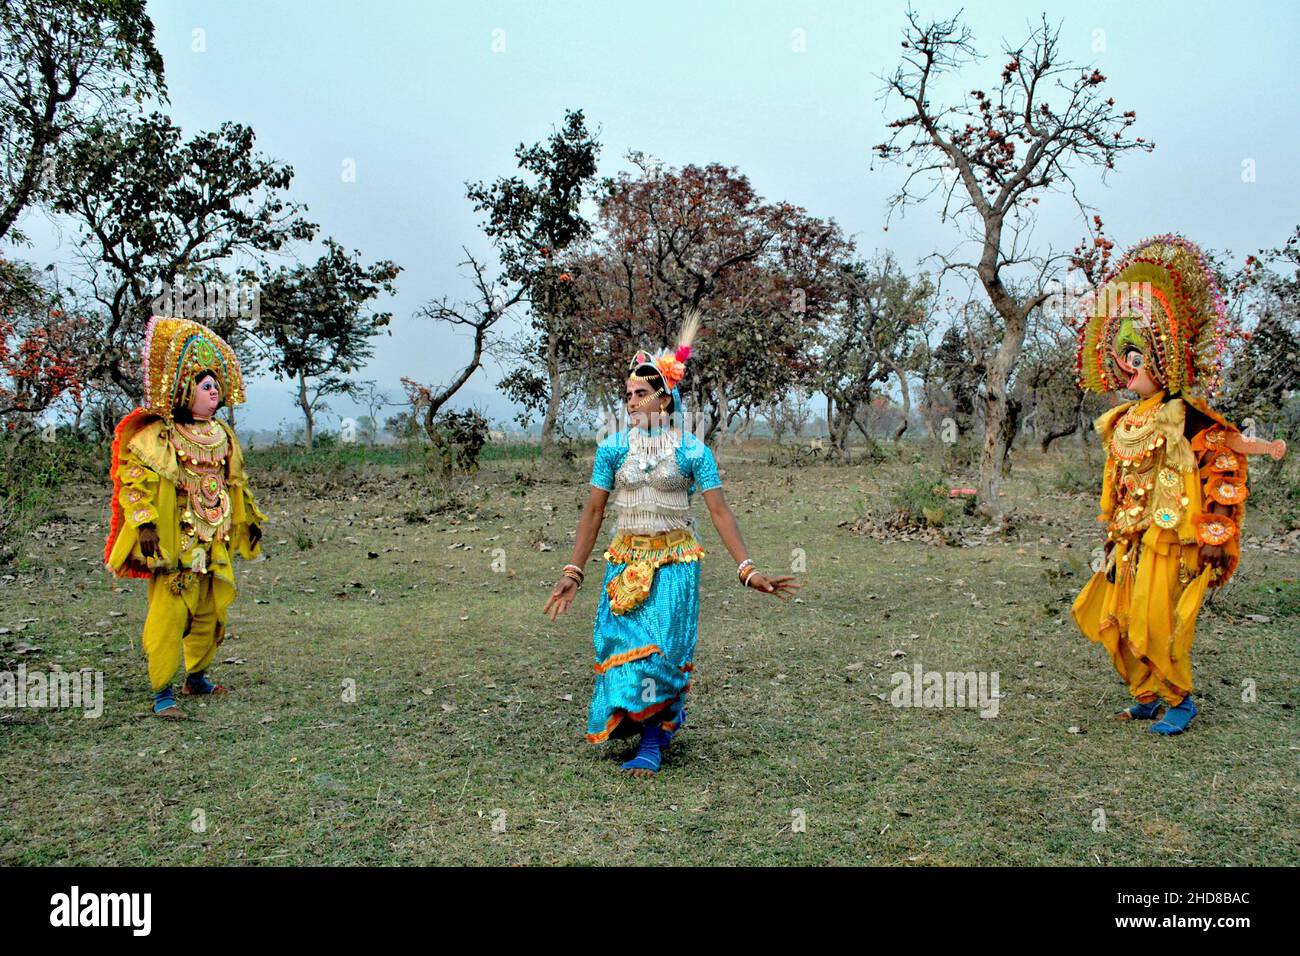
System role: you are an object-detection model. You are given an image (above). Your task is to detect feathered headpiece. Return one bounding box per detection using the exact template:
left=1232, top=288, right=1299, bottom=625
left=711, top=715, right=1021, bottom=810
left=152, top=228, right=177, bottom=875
left=628, top=309, right=702, bottom=415
left=1075, top=234, right=1230, bottom=397
left=141, top=316, right=245, bottom=424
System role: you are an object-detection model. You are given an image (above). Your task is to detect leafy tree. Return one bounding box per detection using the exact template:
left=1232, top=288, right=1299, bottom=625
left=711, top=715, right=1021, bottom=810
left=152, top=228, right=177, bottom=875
left=576, top=153, right=851, bottom=445
left=1220, top=227, right=1300, bottom=443
left=51, top=111, right=316, bottom=399
left=255, top=238, right=401, bottom=447
left=0, top=257, right=90, bottom=429
left=468, top=109, right=600, bottom=456
left=815, top=254, right=933, bottom=459
left=0, top=0, right=164, bottom=244
left=931, top=321, right=981, bottom=436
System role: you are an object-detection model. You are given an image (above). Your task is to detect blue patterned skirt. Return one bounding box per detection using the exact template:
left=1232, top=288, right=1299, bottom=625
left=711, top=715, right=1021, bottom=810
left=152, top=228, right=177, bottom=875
left=585, top=534, right=702, bottom=742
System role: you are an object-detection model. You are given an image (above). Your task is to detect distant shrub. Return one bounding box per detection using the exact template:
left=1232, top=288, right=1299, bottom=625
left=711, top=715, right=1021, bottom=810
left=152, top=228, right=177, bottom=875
left=428, top=409, right=490, bottom=475
left=1052, top=461, right=1101, bottom=495
left=891, top=471, right=953, bottom=528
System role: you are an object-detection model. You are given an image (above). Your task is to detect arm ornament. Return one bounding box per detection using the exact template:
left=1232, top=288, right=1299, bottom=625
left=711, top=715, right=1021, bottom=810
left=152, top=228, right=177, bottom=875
left=118, top=459, right=160, bottom=528
left=1193, top=512, right=1238, bottom=547
left=1205, top=474, right=1248, bottom=507
left=1186, top=413, right=1249, bottom=586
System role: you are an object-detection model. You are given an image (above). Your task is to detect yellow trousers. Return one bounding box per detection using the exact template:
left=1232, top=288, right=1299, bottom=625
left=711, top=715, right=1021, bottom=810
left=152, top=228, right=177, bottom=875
left=142, top=571, right=234, bottom=692
left=1073, top=527, right=1212, bottom=707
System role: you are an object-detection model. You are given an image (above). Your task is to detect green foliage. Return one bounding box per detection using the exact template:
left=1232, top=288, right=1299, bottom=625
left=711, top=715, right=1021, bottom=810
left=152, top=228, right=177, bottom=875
left=255, top=239, right=402, bottom=443
left=51, top=110, right=316, bottom=397
left=856, top=438, right=890, bottom=464
left=246, top=439, right=408, bottom=476
left=0, top=0, right=165, bottom=245
left=470, top=109, right=602, bottom=437
left=480, top=442, right=542, bottom=462
left=941, top=435, right=978, bottom=470
left=891, top=470, right=953, bottom=527
left=1270, top=473, right=1300, bottom=532
left=426, top=409, right=490, bottom=476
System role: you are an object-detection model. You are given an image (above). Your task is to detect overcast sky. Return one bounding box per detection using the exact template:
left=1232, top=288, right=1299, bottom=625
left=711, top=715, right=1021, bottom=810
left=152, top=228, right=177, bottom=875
left=14, top=0, right=1299, bottom=435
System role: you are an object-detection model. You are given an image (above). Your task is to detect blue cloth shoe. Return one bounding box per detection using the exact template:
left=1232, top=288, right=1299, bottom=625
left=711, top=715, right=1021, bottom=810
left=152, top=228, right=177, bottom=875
left=661, top=700, right=687, bottom=745
left=621, top=724, right=666, bottom=774
left=1151, top=695, right=1197, bottom=735
left=1116, top=698, right=1165, bottom=721
left=182, top=671, right=227, bottom=696
left=152, top=687, right=181, bottom=718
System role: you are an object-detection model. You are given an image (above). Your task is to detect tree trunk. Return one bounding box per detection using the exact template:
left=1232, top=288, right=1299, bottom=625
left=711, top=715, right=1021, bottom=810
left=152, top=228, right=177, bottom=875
left=1040, top=393, right=1084, bottom=452
left=704, top=381, right=729, bottom=449
left=0, top=93, right=60, bottom=244
left=539, top=325, right=561, bottom=457
left=827, top=395, right=852, bottom=462
left=976, top=333, right=1022, bottom=522
left=975, top=275, right=1030, bottom=521
left=1001, top=397, right=1022, bottom=476
left=892, top=366, right=911, bottom=442
left=298, top=373, right=314, bottom=448
left=852, top=408, right=874, bottom=444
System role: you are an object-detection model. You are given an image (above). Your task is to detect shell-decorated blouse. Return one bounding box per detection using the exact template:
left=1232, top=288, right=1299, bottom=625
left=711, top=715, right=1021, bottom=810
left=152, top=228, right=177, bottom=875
left=590, top=427, right=723, bottom=536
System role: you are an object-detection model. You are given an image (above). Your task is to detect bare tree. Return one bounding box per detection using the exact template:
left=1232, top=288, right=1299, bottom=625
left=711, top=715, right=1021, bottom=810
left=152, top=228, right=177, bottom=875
left=353, top=379, right=393, bottom=445
left=400, top=249, right=525, bottom=441
left=875, top=9, right=1151, bottom=521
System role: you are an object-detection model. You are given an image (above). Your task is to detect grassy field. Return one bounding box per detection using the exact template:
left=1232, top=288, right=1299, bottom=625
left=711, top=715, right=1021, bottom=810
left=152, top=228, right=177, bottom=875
left=1, top=440, right=1297, bottom=865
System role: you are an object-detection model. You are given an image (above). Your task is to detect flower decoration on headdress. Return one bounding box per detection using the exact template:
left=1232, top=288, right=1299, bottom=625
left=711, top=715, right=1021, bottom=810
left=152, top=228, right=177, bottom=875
left=1075, top=235, right=1232, bottom=397
left=141, top=316, right=245, bottom=424
left=628, top=309, right=701, bottom=396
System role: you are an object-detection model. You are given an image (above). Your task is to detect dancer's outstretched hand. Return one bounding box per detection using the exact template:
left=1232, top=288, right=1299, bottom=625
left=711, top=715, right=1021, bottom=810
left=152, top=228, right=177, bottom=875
left=543, top=576, right=580, bottom=621
left=747, top=573, right=801, bottom=600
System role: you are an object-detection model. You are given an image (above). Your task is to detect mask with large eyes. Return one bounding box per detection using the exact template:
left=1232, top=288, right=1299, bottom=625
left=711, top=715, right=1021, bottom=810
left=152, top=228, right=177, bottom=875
left=1116, top=346, right=1145, bottom=376
left=1109, top=318, right=1162, bottom=388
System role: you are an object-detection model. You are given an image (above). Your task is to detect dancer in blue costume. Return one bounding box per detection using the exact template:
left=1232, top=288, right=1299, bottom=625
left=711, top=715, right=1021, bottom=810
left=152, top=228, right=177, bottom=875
left=543, top=312, right=801, bottom=776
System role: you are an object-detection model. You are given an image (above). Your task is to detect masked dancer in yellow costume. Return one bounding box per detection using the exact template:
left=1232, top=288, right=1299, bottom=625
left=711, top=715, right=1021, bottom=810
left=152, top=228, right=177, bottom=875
left=1072, top=236, right=1287, bottom=735
left=542, top=312, right=801, bottom=775
left=104, top=317, right=266, bottom=719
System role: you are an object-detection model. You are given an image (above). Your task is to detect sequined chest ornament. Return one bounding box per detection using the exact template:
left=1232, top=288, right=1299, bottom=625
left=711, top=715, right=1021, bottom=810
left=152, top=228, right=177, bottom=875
left=169, top=421, right=233, bottom=544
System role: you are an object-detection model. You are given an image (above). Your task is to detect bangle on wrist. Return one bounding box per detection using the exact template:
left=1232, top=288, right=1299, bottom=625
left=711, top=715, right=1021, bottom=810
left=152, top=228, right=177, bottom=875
left=742, top=568, right=760, bottom=588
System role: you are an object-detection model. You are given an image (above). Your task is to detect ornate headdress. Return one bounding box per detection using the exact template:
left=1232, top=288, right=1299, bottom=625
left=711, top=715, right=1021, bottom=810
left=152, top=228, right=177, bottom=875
left=142, top=316, right=245, bottom=424
left=627, top=309, right=702, bottom=419
left=1075, top=234, right=1230, bottom=397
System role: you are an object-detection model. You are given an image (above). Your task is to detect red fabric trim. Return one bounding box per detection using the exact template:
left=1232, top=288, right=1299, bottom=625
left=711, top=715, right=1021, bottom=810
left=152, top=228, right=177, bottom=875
left=585, top=696, right=678, bottom=744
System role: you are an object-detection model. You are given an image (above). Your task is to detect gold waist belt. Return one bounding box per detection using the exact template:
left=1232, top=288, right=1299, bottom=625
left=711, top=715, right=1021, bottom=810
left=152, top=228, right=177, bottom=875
left=603, top=528, right=705, bottom=615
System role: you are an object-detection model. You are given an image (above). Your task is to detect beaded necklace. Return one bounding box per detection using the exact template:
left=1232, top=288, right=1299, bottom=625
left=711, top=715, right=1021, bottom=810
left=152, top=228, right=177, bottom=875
left=1111, top=395, right=1166, bottom=463
left=629, top=424, right=681, bottom=474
